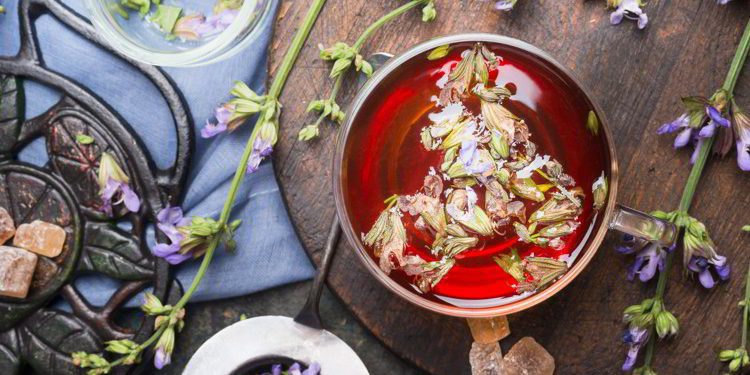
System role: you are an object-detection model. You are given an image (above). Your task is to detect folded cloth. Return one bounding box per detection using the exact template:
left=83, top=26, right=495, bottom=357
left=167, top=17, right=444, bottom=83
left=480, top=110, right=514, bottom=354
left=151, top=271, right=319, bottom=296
left=0, top=0, right=315, bottom=306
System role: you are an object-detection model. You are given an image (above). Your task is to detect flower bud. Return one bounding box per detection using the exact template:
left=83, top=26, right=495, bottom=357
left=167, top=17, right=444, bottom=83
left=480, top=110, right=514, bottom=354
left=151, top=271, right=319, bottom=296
left=298, top=124, right=320, bottom=141
left=422, top=1, right=437, bottom=22
left=720, top=350, right=737, bottom=362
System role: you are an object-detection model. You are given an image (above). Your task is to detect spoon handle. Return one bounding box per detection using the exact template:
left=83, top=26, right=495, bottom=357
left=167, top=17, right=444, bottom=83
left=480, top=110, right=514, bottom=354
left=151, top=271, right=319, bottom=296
left=294, top=216, right=341, bottom=330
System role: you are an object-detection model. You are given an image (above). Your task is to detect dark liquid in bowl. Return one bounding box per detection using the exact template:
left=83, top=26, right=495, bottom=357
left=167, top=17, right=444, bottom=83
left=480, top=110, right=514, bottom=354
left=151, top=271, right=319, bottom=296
left=342, top=41, right=611, bottom=307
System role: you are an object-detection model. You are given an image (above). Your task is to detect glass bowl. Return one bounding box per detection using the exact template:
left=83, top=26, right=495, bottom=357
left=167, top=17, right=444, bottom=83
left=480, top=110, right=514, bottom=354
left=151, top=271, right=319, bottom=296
left=83, top=0, right=273, bottom=67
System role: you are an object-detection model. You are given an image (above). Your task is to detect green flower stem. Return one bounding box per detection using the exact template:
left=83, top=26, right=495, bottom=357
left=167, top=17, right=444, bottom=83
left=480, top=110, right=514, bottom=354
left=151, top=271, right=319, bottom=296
left=100, top=0, right=329, bottom=369
left=107, top=325, right=168, bottom=368
left=353, top=0, right=428, bottom=51
left=640, top=18, right=750, bottom=370
left=175, top=0, right=328, bottom=315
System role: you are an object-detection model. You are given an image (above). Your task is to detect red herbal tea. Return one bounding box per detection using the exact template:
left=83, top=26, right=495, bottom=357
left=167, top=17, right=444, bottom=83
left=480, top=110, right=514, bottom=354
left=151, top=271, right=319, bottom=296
left=341, top=41, right=611, bottom=308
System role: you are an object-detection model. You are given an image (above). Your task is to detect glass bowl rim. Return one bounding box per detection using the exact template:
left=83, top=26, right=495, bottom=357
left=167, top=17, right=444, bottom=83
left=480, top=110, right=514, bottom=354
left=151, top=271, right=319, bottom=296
left=332, top=33, right=620, bottom=318
left=82, top=0, right=273, bottom=67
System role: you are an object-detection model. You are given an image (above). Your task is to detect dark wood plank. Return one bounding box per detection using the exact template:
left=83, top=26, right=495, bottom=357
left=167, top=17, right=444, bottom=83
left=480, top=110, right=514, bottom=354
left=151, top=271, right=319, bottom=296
left=270, top=1, right=750, bottom=373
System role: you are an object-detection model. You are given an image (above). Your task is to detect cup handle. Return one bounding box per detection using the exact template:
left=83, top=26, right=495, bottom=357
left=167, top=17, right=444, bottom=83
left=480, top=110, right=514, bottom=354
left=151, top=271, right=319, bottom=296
left=608, top=204, right=677, bottom=247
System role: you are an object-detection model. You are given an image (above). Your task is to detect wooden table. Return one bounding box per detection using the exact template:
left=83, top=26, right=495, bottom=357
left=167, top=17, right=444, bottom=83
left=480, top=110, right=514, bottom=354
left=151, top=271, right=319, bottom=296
left=270, top=1, right=750, bottom=373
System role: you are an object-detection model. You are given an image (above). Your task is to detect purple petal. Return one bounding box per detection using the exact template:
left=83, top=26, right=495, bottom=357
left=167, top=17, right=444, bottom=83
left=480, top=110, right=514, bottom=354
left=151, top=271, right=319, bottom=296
left=673, top=128, right=693, bottom=148
left=627, top=256, right=645, bottom=281
left=637, top=13, right=648, bottom=29
left=622, top=345, right=639, bottom=371
left=154, top=347, right=170, bottom=369
left=610, top=9, right=624, bottom=25
left=495, top=1, right=514, bottom=11
left=658, top=114, right=688, bottom=134
left=201, top=120, right=228, bottom=139
left=120, top=184, right=140, bottom=213
left=152, top=243, right=181, bottom=257
left=288, top=363, right=302, bottom=375
left=687, top=256, right=703, bottom=272
left=271, top=364, right=282, bottom=375
left=157, top=205, right=184, bottom=226
left=698, top=268, right=716, bottom=289
left=706, top=106, right=730, bottom=127
left=163, top=251, right=193, bottom=265
left=459, top=139, right=478, bottom=165
left=246, top=151, right=263, bottom=174
left=101, top=178, right=120, bottom=201
left=302, top=362, right=321, bottom=375
left=215, top=105, right=233, bottom=125
left=698, top=122, right=717, bottom=138
left=157, top=222, right=184, bottom=244
left=737, top=141, right=750, bottom=171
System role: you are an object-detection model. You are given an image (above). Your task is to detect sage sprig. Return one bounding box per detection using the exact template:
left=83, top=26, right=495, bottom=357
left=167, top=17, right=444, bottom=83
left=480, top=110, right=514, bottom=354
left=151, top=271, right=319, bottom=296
left=618, top=18, right=750, bottom=374
left=71, top=0, right=329, bottom=372
left=299, top=0, right=437, bottom=141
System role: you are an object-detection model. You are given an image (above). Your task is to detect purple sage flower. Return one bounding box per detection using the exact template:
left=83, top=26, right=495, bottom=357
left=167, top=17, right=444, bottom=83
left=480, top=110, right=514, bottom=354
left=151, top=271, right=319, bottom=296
left=302, top=362, right=321, bottom=375
left=152, top=205, right=193, bottom=265
left=609, top=0, right=648, bottom=29
left=687, top=255, right=730, bottom=289
left=717, top=0, right=731, bottom=4
left=459, top=139, right=494, bottom=175
left=617, top=235, right=666, bottom=282
left=97, top=152, right=140, bottom=215
left=201, top=105, right=233, bottom=138
left=247, top=120, right=278, bottom=174
left=622, top=326, right=649, bottom=371
left=154, top=346, right=170, bottom=369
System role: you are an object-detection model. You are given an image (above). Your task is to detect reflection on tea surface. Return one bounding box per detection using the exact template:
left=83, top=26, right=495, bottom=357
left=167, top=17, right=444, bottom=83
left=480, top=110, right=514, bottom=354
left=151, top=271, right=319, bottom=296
left=342, top=41, right=611, bottom=307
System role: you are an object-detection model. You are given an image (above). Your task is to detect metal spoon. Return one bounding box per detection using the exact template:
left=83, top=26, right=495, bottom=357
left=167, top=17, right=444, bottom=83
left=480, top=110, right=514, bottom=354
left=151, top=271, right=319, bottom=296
left=184, top=217, right=368, bottom=374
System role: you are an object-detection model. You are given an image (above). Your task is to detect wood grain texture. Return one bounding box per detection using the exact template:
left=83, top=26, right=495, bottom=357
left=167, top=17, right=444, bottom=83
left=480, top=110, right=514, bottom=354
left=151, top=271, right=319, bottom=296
left=270, top=1, right=750, bottom=373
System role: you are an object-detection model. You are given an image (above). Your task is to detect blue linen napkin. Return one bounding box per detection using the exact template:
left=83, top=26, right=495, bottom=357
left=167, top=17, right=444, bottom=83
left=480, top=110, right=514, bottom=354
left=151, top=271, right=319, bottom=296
left=0, top=0, right=315, bottom=306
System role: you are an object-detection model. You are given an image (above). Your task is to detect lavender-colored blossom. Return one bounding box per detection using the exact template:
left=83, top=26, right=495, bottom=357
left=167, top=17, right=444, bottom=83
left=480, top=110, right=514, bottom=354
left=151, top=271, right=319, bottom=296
left=493, top=0, right=517, bottom=11
left=262, top=362, right=320, bottom=375
left=717, top=0, right=731, bottom=4
left=459, top=139, right=494, bottom=175
left=610, top=0, right=648, bottom=29
left=657, top=114, right=693, bottom=149
left=152, top=206, right=193, bottom=265
left=154, top=347, right=170, bottom=369
left=622, top=326, right=649, bottom=371
left=201, top=105, right=233, bottom=138
left=97, top=152, right=140, bottom=215
left=246, top=136, right=274, bottom=173
left=196, top=9, right=238, bottom=37
left=698, top=105, right=731, bottom=138
left=688, top=255, right=730, bottom=289
left=616, top=235, right=668, bottom=282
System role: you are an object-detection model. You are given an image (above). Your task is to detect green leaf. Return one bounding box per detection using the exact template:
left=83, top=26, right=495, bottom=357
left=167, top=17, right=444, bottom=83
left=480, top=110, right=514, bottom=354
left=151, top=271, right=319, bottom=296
left=586, top=110, right=599, bottom=136
left=19, top=310, right=102, bottom=375
left=76, top=134, right=95, bottom=145
left=0, top=74, right=24, bottom=154
left=427, top=44, right=452, bottom=60
left=79, top=222, right=155, bottom=280
left=743, top=225, right=750, bottom=232
left=150, top=4, right=182, bottom=33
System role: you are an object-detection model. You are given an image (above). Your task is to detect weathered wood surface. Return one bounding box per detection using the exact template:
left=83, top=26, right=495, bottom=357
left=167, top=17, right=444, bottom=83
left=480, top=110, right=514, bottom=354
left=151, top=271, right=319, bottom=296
left=270, top=1, right=750, bottom=373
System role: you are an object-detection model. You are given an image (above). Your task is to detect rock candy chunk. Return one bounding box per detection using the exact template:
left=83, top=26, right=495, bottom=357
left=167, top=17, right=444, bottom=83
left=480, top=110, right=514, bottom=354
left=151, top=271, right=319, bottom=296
left=13, top=220, right=66, bottom=258
left=0, top=207, right=14, bottom=245
left=470, top=341, right=504, bottom=375
left=467, top=316, right=511, bottom=344
left=0, top=246, right=38, bottom=299
left=501, top=337, right=555, bottom=375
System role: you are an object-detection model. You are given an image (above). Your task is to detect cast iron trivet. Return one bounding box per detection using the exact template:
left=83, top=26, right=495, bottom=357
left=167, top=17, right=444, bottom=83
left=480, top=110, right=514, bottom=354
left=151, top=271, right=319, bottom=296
left=0, top=0, right=193, bottom=373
